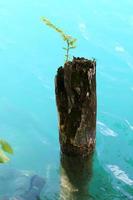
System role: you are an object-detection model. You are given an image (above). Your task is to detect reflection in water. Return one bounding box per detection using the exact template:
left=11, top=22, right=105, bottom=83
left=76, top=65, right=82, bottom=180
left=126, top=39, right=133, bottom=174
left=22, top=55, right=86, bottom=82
left=59, top=154, right=94, bottom=200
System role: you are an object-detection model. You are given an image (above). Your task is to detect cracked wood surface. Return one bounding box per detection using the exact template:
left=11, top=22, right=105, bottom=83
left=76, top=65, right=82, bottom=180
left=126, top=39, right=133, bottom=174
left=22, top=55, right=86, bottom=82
left=55, top=57, right=97, bottom=156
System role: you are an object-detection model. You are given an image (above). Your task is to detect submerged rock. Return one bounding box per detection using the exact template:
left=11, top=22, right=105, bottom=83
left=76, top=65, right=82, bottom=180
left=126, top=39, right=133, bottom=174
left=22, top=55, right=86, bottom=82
left=55, top=57, right=97, bottom=156
left=0, top=167, right=45, bottom=200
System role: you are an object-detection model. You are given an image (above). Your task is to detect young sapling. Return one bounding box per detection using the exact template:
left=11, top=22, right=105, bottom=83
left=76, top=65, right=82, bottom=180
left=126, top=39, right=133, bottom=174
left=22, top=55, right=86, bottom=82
left=42, top=17, right=77, bottom=62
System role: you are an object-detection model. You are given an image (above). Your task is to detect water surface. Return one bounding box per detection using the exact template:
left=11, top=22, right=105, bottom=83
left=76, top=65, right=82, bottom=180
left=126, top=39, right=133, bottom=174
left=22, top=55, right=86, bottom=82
left=0, top=0, right=133, bottom=199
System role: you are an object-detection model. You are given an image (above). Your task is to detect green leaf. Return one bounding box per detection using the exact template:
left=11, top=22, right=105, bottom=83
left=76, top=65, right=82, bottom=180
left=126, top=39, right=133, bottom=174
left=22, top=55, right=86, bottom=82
left=69, top=38, right=77, bottom=46
left=42, top=17, right=65, bottom=38
left=0, top=150, right=10, bottom=163
left=70, top=46, right=76, bottom=49
left=0, top=140, right=13, bottom=154
left=62, top=47, right=67, bottom=50
left=62, top=34, right=71, bottom=41
left=72, top=38, right=77, bottom=43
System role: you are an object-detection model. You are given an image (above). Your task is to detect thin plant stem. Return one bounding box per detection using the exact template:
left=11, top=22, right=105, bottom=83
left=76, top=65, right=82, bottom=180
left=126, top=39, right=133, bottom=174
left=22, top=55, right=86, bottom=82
left=66, top=40, right=70, bottom=62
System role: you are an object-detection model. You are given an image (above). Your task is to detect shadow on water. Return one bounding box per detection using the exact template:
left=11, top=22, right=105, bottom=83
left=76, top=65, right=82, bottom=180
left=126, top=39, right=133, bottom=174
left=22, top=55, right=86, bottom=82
left=59, top=153, right=94, bottom=200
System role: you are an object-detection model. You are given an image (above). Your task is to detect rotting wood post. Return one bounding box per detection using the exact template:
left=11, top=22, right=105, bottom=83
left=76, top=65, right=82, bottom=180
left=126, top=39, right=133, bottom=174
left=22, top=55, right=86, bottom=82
left=55, top=57, right=97, bottom=156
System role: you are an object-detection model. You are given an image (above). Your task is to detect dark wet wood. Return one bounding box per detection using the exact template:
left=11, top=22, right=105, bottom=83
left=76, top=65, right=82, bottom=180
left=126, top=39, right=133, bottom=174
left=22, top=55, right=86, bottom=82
left=55, top=57, right=97, bottom=156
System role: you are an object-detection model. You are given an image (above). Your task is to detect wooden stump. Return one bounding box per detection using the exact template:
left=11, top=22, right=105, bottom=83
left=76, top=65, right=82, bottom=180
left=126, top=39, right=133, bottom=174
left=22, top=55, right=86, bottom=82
left=55, top=57, right=97, bottom=156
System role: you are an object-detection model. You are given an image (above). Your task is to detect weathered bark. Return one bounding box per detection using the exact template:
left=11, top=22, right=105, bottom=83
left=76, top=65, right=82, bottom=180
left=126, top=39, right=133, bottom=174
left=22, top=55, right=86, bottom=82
left=55, top=57, right=96, bottom=156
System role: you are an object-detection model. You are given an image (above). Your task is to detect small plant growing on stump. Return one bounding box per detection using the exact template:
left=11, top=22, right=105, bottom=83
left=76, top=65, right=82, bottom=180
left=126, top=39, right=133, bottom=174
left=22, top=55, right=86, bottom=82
left=42, top=17, right=77, bottom=62
left=41, top=17, right=97, bottom=157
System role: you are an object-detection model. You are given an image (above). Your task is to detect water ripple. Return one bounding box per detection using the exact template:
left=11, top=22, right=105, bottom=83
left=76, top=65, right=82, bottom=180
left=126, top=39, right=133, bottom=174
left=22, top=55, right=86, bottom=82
left=97, top=121, right=118, bottom=137
left=108, top=165, right=133, bottom=186
left=125, top=120, right=133, bottom=131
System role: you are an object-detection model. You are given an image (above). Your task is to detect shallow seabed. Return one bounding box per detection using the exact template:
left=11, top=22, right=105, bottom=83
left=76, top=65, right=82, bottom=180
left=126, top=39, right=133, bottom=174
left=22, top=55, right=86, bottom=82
left=0, top=0, right=133, bottom=199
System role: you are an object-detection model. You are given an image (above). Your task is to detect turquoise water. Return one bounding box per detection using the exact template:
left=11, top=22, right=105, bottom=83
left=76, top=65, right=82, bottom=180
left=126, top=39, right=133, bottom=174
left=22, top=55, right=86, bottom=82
left=0, top=0, right=133, bottom=199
